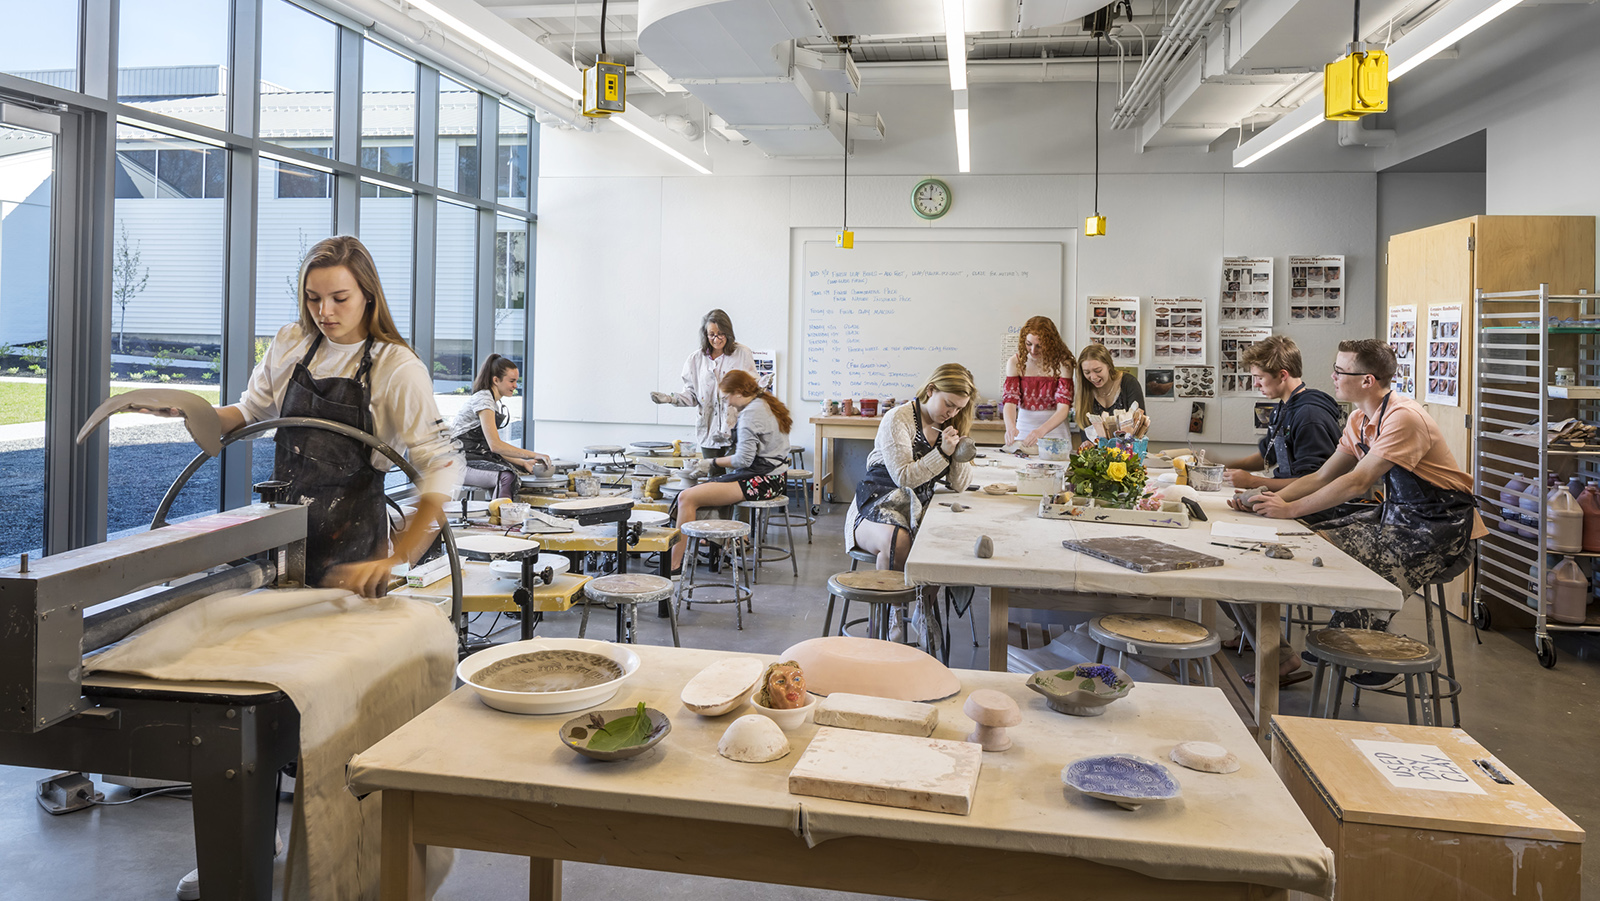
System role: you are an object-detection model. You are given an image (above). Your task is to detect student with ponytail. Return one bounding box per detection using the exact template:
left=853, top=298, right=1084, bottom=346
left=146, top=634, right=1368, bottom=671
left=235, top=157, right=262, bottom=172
left=667, top=369, right=792, bottom=573
left=449, top=353, right=551, bottom=498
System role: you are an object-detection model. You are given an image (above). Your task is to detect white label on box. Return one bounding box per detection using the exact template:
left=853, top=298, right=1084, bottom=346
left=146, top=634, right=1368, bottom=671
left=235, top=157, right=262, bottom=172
left=1351, top=740, right=1486, bottom=794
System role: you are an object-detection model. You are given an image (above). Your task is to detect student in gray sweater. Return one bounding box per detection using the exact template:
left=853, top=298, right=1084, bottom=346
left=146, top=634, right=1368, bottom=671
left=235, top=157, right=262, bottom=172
left=668, top=369, right=793, bottom=574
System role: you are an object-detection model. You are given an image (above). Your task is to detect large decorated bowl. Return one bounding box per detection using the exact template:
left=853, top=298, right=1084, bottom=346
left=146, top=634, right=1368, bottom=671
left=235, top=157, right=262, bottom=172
left=458, top=638, right=641, bottom=715
left=1027, top=663, right=1133, bottom=716
left=1062, top=754, right=1181, bottom=810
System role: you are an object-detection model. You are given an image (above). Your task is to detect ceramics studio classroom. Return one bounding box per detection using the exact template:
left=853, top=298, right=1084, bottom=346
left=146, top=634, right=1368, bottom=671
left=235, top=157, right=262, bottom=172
left=2, top=0, right=1599, bottom=898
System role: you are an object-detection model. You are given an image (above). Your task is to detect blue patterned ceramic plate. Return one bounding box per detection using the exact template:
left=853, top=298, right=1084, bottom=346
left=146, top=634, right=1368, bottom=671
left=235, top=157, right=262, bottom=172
left=1062, top=754, right=1182, bottom=810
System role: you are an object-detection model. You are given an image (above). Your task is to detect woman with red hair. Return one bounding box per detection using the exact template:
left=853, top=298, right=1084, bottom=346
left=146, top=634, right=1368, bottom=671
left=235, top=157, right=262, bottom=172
left=1003, top=316, right=1075, bottom=446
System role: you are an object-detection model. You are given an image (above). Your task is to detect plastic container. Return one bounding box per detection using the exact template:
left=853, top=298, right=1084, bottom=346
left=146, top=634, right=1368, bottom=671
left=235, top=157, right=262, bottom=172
left=1548, top=486, right=1584, bottom=553
left=1551, top=556, right=1588, bottom=624
left=1581, top=484, right=1600, bottom=553
left=1516, top=478, right=1543, bottom=540
left=1499, top=472, right=1529, bottom=536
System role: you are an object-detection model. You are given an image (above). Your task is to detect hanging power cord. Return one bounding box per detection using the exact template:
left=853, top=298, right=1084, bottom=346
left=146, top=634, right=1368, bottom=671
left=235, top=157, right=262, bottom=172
left=843, top=91, right=850, bottom=233
left=600, top=0, right=609, bottom=57
left=1093, top=33, right=1102, bottom=220
left=89, top=783, right=193, bottom=807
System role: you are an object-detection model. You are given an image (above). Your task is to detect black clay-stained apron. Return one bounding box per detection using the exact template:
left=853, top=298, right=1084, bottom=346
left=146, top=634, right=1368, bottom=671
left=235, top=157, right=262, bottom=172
left=1314, top=392, right=1477, bottom=597
left=1261, top=383, right=1306, bottom=479
left=457, top=400, right=518, bottom=479
left=274, top=334, right=387, bottom=587
left=854, top=403, right=949, bottom=536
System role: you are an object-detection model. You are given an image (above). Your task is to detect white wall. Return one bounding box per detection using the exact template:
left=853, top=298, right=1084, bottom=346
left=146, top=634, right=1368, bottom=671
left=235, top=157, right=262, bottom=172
left=1376, top=172, right=1486, bottom=311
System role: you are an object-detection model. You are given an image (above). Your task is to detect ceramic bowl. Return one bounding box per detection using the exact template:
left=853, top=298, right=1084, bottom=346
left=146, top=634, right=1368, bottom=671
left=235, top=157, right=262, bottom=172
left=749, top=694, right=817, bottom=730
left=559, top=706, right=671, bottom=761
left=1062, top=754, right=1181, bottom=810
left=457, top=638, right=641, bottom=715
left=1027, top=663, right=1133, bottom=716
left=1036, top=436, right=1072, bottom=461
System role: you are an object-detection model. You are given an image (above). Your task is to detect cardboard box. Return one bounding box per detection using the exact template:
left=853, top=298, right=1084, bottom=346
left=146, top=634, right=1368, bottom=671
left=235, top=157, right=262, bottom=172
left=1271, top=716, right=1583, bottom=900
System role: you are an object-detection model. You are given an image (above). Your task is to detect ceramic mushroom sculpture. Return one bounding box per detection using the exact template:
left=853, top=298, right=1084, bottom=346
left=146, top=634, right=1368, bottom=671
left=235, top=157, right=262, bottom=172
left=755, top=660, right=808, bottom=710
left=964, top=689, right=1021, bottom=751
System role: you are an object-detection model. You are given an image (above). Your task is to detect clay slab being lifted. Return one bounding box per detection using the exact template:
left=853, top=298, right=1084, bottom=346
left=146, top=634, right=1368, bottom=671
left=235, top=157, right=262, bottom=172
left=788, top=726, right=982, bottom=815
left=718, top=714, right=790, bottom=763
left=814, top=692, right=938, bottom=737
left=680, top=657, right=764, bottom=716
left=779, top=637, right=960, bottom=702
left=76, top=388, right=223, bottom=456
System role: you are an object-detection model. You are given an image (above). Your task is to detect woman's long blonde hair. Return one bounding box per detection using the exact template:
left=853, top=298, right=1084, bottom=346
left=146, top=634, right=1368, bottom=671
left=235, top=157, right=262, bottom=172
left=295, top=235, right=411, bottom=350
left=1074, top=342, right=1122, bottom=428
left=917, top=363, right=977, bottom=435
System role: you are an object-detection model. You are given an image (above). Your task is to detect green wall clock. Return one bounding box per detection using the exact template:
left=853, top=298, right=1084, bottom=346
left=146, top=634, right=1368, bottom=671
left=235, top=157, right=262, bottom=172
left=911, top=178, right=952, bottom=220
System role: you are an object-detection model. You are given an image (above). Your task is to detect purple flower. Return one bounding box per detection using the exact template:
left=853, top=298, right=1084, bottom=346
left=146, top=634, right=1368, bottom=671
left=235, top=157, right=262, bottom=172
left=1075, top=664, right=1121, bottom=688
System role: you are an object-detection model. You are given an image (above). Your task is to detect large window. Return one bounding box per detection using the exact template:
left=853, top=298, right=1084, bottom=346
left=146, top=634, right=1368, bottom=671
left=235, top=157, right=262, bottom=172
left=117, top=0, right=230, bottom=129
left=359, top=188, right=414, bottom=338
left=498, top=104, right=530, bottom=207
left=435, top=200, right=476, bottom=395
left=361, top=40, right=416, bottom=195
left=261, top=0, right=338, bottom=150
left=439, top=78, right=479, bottom=194
left=0, top=0, right=81, bottom=91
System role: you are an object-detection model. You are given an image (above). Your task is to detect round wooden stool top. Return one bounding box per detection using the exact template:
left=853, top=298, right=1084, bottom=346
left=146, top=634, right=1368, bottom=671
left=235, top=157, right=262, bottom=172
left=681, top=519, right=750, bottom=540
left=737, top=497, right=790, bottom=509
left=1097, top=613, right=1212, bottom=645
left=585, top=573, right=675, bottom=604
left=1306, top=628, right=1440, bottom=673
left=786, top=469, right=813, bottom=480
left=828, top=570, right=917, bottom=604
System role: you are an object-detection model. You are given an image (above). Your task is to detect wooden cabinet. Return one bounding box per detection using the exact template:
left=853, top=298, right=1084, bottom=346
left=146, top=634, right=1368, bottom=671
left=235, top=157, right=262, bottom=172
left=1385, top=216, right=1595, bottom=617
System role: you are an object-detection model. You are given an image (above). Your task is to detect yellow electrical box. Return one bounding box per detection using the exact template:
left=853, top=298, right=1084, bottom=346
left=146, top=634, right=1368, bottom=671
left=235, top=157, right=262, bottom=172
left=836, top=230, right=854, bottom=249
left=583, top=60, right=626, bottom=117
left=1324, top=48, right=1388, bottom=120
left=1085, top=215, right=1107, bottom=237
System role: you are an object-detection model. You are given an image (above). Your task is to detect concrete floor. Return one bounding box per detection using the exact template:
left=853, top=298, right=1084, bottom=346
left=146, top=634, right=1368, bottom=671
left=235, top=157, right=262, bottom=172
left=2, top=506, right=1598, bottom=899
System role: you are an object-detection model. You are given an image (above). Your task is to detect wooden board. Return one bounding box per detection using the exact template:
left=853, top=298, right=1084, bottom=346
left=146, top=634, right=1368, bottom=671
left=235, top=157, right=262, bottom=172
left=787, top=727, right=982, bottom=815
left=1060, top=537, right=1223, bottom=573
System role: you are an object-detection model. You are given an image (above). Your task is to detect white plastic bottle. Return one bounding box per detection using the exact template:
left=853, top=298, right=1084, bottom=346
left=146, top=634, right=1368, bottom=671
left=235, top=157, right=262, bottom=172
left=1551, top=556, right=1588, bottom=624
left=1548, top=486, right=1584, bottom=553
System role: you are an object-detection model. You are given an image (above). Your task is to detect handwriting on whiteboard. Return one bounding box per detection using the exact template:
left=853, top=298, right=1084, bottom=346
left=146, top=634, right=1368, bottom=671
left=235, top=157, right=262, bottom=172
left=1351, top=739, right=1487, bottom=794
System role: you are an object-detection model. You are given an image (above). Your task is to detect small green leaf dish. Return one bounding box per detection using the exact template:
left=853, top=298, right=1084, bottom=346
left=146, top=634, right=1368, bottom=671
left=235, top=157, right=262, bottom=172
left=559, top=704, right=671, bottom=761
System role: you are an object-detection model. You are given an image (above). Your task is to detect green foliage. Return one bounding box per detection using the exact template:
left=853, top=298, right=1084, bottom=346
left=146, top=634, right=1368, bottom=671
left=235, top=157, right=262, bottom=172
left=27, top=364, right=44, bottom=376
left=432, top=361, right=447, bottom=374
left=112, top=221, right=150, bottom=354
left=128, top=372, right=145, bottom=380
left=4, top=368, right=17, bottom=375
left=1068, top=440, right=1148, bottom=509
left=584, top=703, right=655, bottom=752
left=158, top=373, right=172, bottom=382
left=254, top=338, right=270, bottom=366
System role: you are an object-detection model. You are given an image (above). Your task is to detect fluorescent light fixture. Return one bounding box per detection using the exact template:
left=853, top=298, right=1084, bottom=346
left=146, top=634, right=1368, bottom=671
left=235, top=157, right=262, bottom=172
left=1387, top=0, right=1525, bottom=81
left=944, top=0, right=967, bottom=91
left=405, top=0, right=582, bottom=100
left=1233, top=104, right=1323, bottom=167
left=953, top=90, right=971, bottom=173
left=613, top=116, right=713, bottom=175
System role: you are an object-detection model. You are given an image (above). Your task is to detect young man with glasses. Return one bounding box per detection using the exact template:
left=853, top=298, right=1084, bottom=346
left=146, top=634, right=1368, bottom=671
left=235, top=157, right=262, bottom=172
left=1224, top=335, right=1343, bottom=492
left=1245, top=339, right=1484, bottom=688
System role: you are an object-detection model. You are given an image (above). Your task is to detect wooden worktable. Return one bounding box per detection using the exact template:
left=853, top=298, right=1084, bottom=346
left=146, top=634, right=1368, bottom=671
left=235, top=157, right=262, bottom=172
left=810, top=415, right=1008, bottom=507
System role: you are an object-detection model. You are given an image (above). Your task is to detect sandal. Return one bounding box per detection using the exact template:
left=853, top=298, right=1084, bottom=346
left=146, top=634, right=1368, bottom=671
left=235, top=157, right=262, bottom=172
left=1242, top=669, right=1314, bottom=689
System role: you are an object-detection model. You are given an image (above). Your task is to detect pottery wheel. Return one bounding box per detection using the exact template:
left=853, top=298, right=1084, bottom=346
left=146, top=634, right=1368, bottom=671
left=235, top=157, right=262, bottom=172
left=584, top=444, right=626, bottom=454
left=547, top=496, right=634, bottom=518
left=1098, top=613, right=1211, bottom=644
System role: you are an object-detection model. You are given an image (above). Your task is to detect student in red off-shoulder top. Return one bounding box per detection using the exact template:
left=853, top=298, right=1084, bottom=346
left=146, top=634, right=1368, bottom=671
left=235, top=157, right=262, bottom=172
left=1002, top=316, right=1076, bottom=446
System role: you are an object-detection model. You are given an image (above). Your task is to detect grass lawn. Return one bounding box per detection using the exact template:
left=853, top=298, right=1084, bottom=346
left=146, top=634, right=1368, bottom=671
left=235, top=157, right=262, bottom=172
left=0, top=381, right=220, bottom=427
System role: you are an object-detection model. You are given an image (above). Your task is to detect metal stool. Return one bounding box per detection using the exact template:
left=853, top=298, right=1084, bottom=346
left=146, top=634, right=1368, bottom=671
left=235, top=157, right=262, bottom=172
left=581, top=573, right=679, bottom=647
left=784, top=469, right=816, bottom=542
left=674, top=519, right=753, bottom=629
left=1415, top=555, right=1471, bottom=726
left=824, top=548, right=882, bottom=636
left=1305, top=628, right=1442, bottom=725
left=737, top=497, right=797, bottom=583
left=1088, top=613, right=1221, bottom=686
left=825, top=571, right=917, bottom=642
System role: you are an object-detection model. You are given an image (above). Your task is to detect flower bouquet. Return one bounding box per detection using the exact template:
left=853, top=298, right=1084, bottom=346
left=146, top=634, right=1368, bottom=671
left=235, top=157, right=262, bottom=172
left=1067, top=439, right=1148, bottom=509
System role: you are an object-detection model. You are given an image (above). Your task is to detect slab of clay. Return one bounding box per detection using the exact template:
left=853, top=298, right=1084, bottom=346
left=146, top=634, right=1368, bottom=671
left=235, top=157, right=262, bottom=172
left=813, top=692, right=938, bottom=737
left=718, top=714, right=790, bottom=763
left=787, top=726, right=982, bottom=815
left=76, top=388, right=223, bottom=456
left=780, top=636, right=961, bottom=702
left=1170, top=741, right=1240, bottom=774
left=681, top=657, right=765, bottom=716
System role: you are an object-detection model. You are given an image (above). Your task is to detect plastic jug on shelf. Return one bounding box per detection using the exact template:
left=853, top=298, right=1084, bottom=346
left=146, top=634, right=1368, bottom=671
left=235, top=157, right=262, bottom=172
left=1500, top=472, right=1530, bottom=536
left=1580, top=483, right=1600, bottom=552
left=1515, top=477, right=1543, bottom=539
left=1551, top=556, right=1588, bottom=624
left=1548, top=486, right=1584, bottom=553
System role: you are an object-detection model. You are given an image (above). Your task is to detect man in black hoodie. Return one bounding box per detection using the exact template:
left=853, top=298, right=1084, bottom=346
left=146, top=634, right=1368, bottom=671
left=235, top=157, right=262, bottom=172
left=1225, top=336, right=1342, bottom=491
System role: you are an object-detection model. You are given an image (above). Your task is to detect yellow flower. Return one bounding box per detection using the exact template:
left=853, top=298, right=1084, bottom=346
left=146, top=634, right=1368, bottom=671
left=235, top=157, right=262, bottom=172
left=1107, top=461, right=1128, bottom=481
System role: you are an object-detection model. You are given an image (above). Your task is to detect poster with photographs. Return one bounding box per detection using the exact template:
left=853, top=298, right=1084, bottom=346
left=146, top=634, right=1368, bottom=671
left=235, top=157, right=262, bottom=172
left=1289, top=255, right=1346, bottom=324
left=1221, top=257, right=1273, bottom=326
left=1426, top=303, right=1463, bottom=406
left=753, top=349, right=777, bottom=393
left=1174, top=366, right=1215, bottom=398
left=1151, top=298, right=1206, bottom=365
left=1254, top=402, right=1276, bottom=434
left=1088, top=296, right=1141, bottom=363
left=1219, top=327, right=1272, bottom=395
left=1388, top=304, right=1417, bottom=396
left=1144, top=368, right=1176, bottom=401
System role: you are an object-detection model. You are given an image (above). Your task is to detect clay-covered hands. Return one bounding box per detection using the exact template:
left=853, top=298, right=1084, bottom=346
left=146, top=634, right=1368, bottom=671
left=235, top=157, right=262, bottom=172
left=324, top=556, right=399, bottom=598
left=939, top=426, right=962, bottom=455
left=1226, top=469, right=1264, bottom=490
left=650, top=391, right=675, bottom=405
left=1248, top=490, right=1297, bottom=519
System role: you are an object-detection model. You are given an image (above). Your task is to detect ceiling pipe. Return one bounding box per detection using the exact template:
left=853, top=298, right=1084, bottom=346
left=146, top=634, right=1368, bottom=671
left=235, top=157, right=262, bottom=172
left=1108, top=0, right=1229, bottom=130
left=855, top=57, right=1131, bottom=85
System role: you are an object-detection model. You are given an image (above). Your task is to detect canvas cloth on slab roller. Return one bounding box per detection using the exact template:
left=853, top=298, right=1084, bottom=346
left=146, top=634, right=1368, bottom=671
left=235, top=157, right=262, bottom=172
left=86, top=587, right=457, bottom=901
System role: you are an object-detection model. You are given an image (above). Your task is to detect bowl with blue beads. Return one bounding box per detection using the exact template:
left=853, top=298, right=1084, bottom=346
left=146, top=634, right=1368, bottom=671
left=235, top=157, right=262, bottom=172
left=1027, top=663, right=1133, bottom=716
left=1062, top=754, right=1181, bottom=810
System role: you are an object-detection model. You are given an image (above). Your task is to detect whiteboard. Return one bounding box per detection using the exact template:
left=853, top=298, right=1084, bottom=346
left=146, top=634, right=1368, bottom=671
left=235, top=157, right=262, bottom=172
left=801, top=242, right=1064, bottom=401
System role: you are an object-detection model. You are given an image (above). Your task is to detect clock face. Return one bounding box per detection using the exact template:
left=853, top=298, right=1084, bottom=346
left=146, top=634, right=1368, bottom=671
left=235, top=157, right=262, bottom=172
left=912, top=179, right=951, bottom=219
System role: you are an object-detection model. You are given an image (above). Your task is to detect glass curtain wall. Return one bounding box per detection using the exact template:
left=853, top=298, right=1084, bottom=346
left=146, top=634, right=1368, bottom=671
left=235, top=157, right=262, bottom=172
left=4, top=0, right=537, bottom=558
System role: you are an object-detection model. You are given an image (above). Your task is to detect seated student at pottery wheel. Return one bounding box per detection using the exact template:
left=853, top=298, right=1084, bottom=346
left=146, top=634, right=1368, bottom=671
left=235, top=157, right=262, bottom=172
left=847, top=363, right=976, bottom=571
left=667, top=370, right=793, bottom=574
left=1002, top=316, right=1076, bottom=447
left=450, top=353, right=552, bottom=499
left=1075, top=343, right=1149, bottom=440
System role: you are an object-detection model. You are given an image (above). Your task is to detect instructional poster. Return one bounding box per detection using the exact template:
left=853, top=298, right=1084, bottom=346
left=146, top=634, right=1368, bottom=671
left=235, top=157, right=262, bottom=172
left=1426, top=303, right=1462, bottom=406
left=1174, top=366, right=1214, bottom=398
left=1219, top=327, right=1273, bottom=396
left=1221, top=257, right=1273, bottom=327
left=1388, top=305, right=1417, bottom=396
left=1088, top=296, right=1141, bottom=363
left=752, top=349, right=777, bottom=393
left=1289, top=255, right=1346, bottom=324
left=1151, top=298, right=1206, bottom=364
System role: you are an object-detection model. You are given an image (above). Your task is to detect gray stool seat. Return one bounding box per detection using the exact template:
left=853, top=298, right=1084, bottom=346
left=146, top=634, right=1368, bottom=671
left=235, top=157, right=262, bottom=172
left=1088, top=613, right=1221, bottom=687
left=582, top=574, right=679, bottom=647
left=675, top=518, right=753, bottom=629
left=825, top=571, right=917, bottom=641
left=737, top=497, right=798, bottom=582
left=1305, top=628, right=1442, bottom=725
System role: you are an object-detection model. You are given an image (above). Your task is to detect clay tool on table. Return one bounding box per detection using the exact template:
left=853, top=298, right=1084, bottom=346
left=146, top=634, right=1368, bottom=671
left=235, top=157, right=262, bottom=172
left=1210, top=541, right=1260, bottom=553
left=1473, top=759, right=1515, bottom=784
